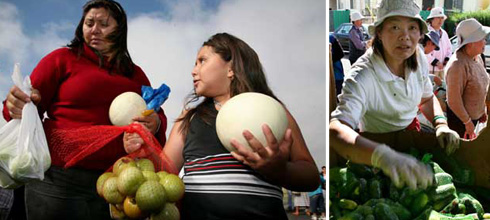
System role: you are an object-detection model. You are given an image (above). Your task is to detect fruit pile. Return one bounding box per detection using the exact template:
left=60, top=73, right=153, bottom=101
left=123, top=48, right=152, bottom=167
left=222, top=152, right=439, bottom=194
left=330, top=154, right=489, bottom=220
left=96, top=157, right=184, bottom=220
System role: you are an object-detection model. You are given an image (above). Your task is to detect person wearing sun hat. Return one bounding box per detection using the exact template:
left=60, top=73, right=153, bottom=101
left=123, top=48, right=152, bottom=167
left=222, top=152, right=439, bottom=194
left=330, top=0, right=460, bottom=190
left=421, top=31, right=449, bottom=112
left=348, top=10, right=367, bottom=65
left=426, top=7, right=452, bottom=80
left=422, top=31, right=441, bottom=54
left=445, top=18, right=490, bottom=139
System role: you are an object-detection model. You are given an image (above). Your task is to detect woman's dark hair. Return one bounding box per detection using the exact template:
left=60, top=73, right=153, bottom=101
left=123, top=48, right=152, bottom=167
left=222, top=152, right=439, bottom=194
left=67, top=0, right=134, bottom=77
left=426, top=18, right=434, bottom=25
left=177, top=33, right=279, bottom=135
left=370, top=18, right=423, bottom=72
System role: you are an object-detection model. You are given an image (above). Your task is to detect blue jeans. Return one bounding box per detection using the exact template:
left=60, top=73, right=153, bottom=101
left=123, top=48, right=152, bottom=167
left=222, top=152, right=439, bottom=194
left=309, top=194, right=325, bottom=214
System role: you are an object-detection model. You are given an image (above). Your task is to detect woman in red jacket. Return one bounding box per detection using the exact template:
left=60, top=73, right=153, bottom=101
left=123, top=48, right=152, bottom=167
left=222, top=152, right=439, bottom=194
left=2, top=0, right=167, bottom=219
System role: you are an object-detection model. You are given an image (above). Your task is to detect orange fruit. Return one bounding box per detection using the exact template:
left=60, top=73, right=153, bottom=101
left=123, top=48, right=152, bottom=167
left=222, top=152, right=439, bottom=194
left=123, top=197, right=144, bottom=219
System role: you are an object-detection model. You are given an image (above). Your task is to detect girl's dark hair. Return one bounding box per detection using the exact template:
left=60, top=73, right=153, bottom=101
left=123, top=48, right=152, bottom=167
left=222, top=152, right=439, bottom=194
left=370, top=18, right=423, bottom=72
left=177, top=33, right=279, bottom=135
left=67, top=0, right=134, bottom=77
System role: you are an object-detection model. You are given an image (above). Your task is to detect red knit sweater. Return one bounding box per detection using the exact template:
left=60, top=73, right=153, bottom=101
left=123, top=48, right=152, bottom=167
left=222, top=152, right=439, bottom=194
left=2, top=44, right=167, bottom=170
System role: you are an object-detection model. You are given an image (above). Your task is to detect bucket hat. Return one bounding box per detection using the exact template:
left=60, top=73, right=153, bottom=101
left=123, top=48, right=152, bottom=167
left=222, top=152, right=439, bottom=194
left=351, top=11, right=364, bottom=22
left=426, top=7, right=447, bottom=20
left=368, top=0, right=428, bottom=36
left=455, top=18, right=490, bottom=51
left=424, top=31, right=440, bottom=51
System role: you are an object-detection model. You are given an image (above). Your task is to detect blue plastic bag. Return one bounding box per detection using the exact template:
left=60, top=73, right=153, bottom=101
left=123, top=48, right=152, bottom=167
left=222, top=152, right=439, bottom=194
left=141, top=84, right=171, bottom=112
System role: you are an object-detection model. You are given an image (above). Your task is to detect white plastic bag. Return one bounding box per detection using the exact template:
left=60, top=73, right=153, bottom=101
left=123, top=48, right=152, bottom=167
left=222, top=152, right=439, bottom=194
left=0, top=63, right=51, bottom=188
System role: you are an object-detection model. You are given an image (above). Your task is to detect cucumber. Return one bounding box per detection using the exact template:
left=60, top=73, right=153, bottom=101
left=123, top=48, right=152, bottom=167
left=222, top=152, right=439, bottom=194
left=389, top=182, right=400, bottom=202
left=388, top=203, right=411, bottom=220
left=330, top=202, right=342, bottom=219
left=364, top=214, right=375, bottom=220
left=353, top=205, right=373, bottom=216
left=368, top=179, right=382, bottom=199
left=339, top=199, right=358, bottom=210
left=347, top=161, right=374, bottom=179
left=374, top=202, right=399, bottom=220
left=399, top=188, right=413, bottom=207
left=338, top=212, right=363, bottom=220
left=410, top=192, right=429, bottom=216
left=358, top=178, right=368, bottom=204
left=412, top=206, right=433, bottom=220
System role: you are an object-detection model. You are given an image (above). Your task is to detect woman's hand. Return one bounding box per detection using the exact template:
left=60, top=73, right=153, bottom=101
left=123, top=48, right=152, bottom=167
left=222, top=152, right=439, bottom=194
left=123, top=132, right=144, bottom=154
left=371, top=144, right=433, bottom=190
left=230, top=124, right=292, bottom=177
left=464, top=120, right=476, bottom=140
left=131, top=111, right=160, bottom=134
left=6, top=85, right=41, bottom=119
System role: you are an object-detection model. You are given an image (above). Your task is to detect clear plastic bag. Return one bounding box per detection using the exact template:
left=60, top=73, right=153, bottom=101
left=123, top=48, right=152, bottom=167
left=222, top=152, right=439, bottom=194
left=0, top=64, right=51, bottom=188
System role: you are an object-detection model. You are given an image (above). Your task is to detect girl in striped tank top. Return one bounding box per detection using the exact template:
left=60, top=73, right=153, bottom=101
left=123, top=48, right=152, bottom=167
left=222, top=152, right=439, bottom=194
left=124, top=33, right=320, bottom=219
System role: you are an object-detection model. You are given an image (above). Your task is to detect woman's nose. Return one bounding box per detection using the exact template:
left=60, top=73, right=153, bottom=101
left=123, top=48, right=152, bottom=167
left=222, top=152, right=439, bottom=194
left=91, top=24, right=101, bottom=34
left=398, top=29, right=410, bottom=41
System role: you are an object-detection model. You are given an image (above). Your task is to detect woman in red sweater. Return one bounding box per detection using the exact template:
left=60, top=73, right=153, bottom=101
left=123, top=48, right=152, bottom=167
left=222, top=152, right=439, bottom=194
left=2, top=0, right=167, bottom=219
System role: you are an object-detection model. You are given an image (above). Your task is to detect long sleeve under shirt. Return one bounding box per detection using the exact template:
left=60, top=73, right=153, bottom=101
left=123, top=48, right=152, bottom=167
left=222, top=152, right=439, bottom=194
left=2, top=44, right=168, bottom=170
left=446, top=50, right=490, bottom=122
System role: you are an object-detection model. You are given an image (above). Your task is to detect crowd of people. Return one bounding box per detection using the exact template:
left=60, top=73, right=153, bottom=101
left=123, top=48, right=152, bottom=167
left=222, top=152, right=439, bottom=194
left=330, top=0, right=490, bottom=195
left=1, top=0, right=324, bottom=220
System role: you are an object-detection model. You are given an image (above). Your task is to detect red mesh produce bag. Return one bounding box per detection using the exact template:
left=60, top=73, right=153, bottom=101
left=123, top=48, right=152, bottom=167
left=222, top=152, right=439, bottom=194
left=49, top=123, right=177, bottom=174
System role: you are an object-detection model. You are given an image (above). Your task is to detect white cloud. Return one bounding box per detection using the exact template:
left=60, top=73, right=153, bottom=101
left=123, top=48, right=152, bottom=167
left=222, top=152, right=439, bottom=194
left=30, top=22, right=74, bottom=58
left=0, top=2, right=30, bottom=71
left=128, top=0, right=326, bottom=167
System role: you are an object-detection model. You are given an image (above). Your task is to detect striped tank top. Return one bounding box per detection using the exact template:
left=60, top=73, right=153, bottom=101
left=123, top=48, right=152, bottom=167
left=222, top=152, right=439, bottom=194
left=180, top=102, right=287, bottom=219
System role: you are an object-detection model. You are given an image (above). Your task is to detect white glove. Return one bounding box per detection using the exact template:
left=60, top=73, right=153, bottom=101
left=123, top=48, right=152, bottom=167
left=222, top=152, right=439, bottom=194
left=435, top=124, right=460, bottom=155
left=371, top=144, right=433, bottom=190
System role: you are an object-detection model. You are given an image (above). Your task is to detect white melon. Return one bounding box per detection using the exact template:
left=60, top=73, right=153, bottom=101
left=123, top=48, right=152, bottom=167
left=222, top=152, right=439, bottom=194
left=216, top=92, right=288, bottom=152
left=109, top=92, right=146, bottom=126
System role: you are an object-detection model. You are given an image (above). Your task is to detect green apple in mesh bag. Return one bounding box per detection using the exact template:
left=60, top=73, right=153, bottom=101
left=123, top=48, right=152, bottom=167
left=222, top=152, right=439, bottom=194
left=150, top=203, right=180, bottom=220
left=113, top=157, right=136, bottom=176
left=135, top=180, right=166, bottom=212
left=103, top=176, right=125, bottom=204
left=136, top=158, right=155, bottom=172
left=96, top=172, right=114, bottom=197
left=142, top=171, right=160, bottom=181
left=117, top=166, right=145, bottom=196
left=159, top=174, right=185, bottom=203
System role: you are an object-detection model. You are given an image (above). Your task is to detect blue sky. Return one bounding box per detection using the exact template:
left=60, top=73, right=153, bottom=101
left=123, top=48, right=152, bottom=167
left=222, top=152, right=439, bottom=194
left=0, top=0, right=326, bottom=168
